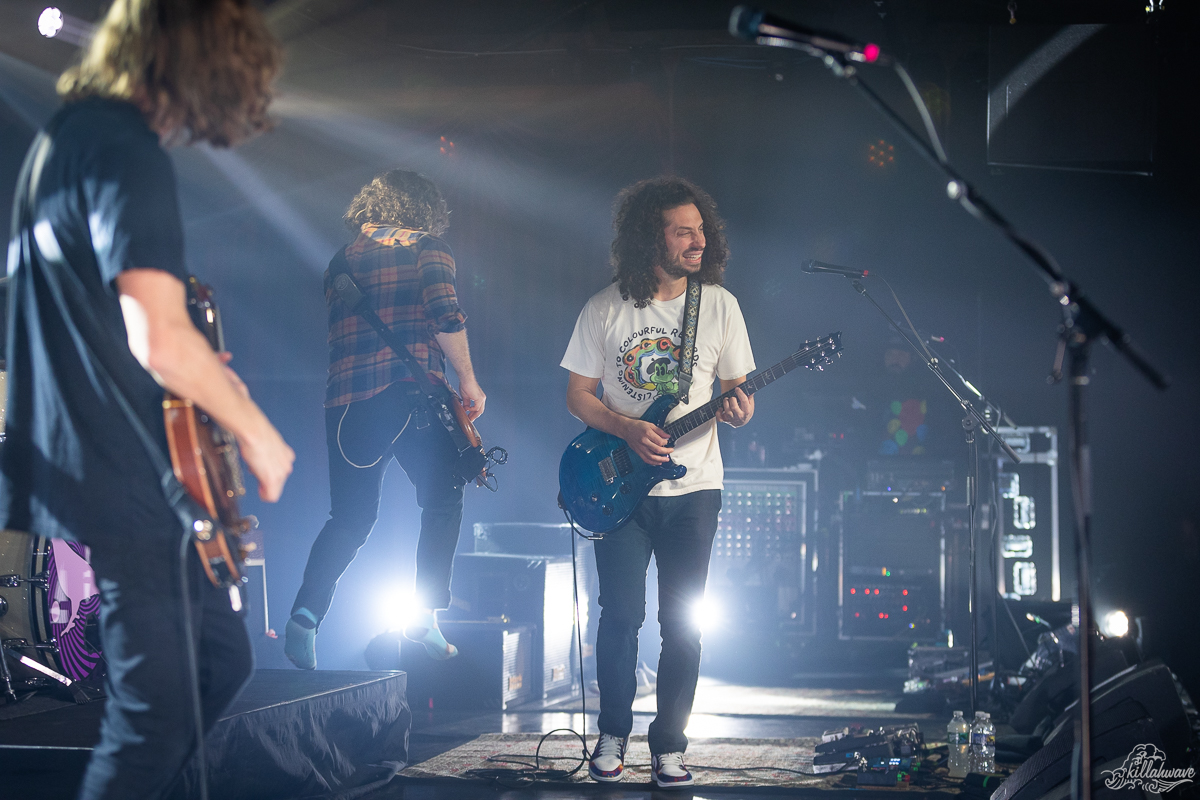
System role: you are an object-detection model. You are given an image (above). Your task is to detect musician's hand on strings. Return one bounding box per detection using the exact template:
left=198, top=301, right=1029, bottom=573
left=459, top=377, right=486, bottom=422
left=624, top=419, right=673, bottom=465
left=716, top=386, right=753, bottom=427
left=218, top=352, right=251, bottom=400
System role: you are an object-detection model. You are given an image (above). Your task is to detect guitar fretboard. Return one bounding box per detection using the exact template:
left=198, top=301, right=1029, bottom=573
left=664, top=335, right=840, bottom=441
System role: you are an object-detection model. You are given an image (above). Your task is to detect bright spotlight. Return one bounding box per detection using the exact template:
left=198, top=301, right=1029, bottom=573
left=378, top=590, right=421, bottom=633
left=692, top=595, right=722, bottom=633
left=38, top=7, right=64, bottom=38
left=1101, top=610, right=1129, bottom=638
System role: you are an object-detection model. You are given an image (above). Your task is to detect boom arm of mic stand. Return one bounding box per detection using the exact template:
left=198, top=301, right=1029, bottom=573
left=849, top=278, right=1022, bottom=465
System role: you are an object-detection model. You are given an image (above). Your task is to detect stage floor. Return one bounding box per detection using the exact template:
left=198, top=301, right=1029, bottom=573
left=0, top=669, right=987, bottom=799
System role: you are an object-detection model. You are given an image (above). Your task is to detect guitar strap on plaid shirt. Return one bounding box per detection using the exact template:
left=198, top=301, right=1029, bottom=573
left=674, top=276, right=702, bottom=404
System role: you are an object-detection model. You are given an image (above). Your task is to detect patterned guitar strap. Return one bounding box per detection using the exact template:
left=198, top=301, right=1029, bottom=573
left=674, top=276, right=702, bottom=404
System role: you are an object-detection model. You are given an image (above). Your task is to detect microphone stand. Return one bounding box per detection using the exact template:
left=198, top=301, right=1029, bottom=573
left=748, top=31, right=1171, bottom=800
left=844, top=276, right=1020, bottom=717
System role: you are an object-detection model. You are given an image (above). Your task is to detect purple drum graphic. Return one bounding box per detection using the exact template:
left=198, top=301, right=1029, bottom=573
left=45, top=539, right=102, bottom=681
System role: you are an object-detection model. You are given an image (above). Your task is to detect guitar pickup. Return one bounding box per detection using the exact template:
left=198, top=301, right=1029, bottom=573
left=613, top=447, right=634, bottom=477
left=598, top=456, right=618, bottom=485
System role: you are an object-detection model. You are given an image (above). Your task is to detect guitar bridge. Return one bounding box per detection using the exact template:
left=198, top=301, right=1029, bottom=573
left=598, top=456, right=617, bottom=485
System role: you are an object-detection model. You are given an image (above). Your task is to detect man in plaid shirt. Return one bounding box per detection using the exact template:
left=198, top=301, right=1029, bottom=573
left=286, top=170, right=485, bottom=667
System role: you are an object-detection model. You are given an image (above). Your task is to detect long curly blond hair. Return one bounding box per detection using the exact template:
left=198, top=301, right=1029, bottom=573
left=343, top=170, right=450, bottom=236
left=57, top=0, right=281, bottom=147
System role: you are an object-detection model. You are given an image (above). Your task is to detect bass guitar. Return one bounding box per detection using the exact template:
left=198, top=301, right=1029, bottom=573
left=163, top=277, right=257, bottom=588
left=559, top=332, right=842, bottom=534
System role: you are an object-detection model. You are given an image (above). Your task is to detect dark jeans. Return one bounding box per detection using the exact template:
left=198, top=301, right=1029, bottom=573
left=292, top=382, right=465, bottom=620
left=79, top=519, right=253, bottom=800
left=592, top=489, right=721, bottom=756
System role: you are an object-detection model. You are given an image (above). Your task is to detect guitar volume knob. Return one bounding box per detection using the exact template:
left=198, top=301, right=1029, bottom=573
left=602, top=505, right=613, bottom=516
left=619, top=484, right=631, bottom=495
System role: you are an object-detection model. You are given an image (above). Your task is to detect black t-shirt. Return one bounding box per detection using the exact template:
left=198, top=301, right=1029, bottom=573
left=1, top=98, right=187, bottom=544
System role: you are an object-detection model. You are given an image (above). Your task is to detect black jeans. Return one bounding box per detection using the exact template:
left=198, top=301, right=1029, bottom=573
left=592, top=489, right=721, bottom=756
left=79, top=519, right=253, bottom=800
left=292, top=382, right=465, bottom=620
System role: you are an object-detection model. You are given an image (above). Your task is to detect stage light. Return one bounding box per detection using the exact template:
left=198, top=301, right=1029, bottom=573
left=692, top=595, right=723, bottom=632
left=35, top=8, right=95, bottom=46
left=1101, top=610, right=1129, bottom=638
left=868, top=139, right=896, bottom=169
left=38, top=7, right=63, bottom=37
left=377, top=590, right=421, bottom=633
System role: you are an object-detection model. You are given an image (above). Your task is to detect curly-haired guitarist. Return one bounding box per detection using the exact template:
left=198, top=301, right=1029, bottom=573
left=285, top=170, right=486, bottom=669
left=561, top=177, right=755, bottom=788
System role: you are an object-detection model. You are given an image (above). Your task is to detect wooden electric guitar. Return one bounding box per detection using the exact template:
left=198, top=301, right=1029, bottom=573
left=558, top=332, right=842, bottom=534
left=163, top=277, right=257, bottom=588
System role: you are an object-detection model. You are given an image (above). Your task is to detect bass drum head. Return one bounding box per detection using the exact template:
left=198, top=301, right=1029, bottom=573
left=0, top=530, right=103, bottom=683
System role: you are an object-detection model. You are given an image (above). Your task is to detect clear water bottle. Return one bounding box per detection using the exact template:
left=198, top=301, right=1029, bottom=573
left=947, top=710, right=970, bottom=778
left=969, top=711, right=996, bottom=773
left=978, top=713, right=996, bottom=773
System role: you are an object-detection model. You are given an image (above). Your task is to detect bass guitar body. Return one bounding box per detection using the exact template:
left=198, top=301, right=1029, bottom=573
left=558, top=394, right=686, bottom=535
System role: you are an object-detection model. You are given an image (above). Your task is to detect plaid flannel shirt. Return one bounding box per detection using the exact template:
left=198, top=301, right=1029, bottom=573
left=325, top=225, right=466, bottom=407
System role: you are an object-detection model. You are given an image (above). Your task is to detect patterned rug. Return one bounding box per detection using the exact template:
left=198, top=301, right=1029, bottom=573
left=633, top=682, right=931, bottom=719
left=402, top=733, right=841, bottom=788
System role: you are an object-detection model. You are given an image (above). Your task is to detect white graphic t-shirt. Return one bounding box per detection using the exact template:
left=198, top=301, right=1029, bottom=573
left=561, top=282, right=756, bottom=496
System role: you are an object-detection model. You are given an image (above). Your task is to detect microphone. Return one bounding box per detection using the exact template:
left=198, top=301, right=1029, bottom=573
left=729, top=6, right=884, bottom=64
left=801, top=260, right=868, bottom=278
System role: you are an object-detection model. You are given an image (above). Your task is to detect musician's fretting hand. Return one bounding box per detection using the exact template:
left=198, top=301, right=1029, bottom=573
left=459, top=376, right=486, bottom=422
left=717, top=386, right=753, bottom=427
left=218, top=352, right=250, bottom=399
left=624, top=419, right=674, bottom=465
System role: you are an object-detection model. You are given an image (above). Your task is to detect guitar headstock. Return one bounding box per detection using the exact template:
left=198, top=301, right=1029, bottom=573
left=800, top=331, right=842, bottom=371
left=186, top=276, right=224, bottom=353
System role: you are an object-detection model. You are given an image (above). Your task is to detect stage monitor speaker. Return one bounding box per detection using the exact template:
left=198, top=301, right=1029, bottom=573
left=991, top=661, right=1196, bottom=800
left=447, top=553, right=579, bottom=704
left=386, top=621, right=533, bottom=711
left=987, top=24, right=1156, bottom=174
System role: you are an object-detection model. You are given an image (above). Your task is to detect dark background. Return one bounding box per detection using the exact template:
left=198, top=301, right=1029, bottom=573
left=1, top=0, right=1196, bottom=692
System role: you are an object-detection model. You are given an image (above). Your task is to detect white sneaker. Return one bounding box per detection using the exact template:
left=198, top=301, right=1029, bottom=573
left=588, top=733, right=629, bottom=783
left=651, top=751, right=694, bottom=788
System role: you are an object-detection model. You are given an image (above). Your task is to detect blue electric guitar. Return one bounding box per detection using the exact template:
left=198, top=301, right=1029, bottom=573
left=559, top=332, right=842, bottom=534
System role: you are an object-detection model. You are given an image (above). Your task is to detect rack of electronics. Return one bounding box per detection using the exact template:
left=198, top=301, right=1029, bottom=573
left=720, top=426, right=1066, bottom=658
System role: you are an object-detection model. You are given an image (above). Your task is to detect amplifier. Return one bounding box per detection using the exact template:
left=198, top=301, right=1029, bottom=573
left=397, top=621, right=533, bottom=711
left=717, top=467, right=817, bottom=632
left=447, top=553, right=579, bottom=704
left=994, top=427, right=1061, bottom=602
left=839, top=491, right=945, bottom=640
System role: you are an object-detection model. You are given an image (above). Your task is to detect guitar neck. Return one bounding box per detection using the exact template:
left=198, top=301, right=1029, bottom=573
left=662, top=341, right=829, bottom=441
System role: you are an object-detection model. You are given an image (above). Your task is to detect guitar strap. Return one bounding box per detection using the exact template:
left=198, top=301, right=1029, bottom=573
left=674, top=276, right=702, bottom=404
left=327, top=246, right=488, bottom=485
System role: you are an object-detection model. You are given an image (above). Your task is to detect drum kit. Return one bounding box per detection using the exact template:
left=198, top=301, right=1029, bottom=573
left=0, top=371, right=106, bottom=703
